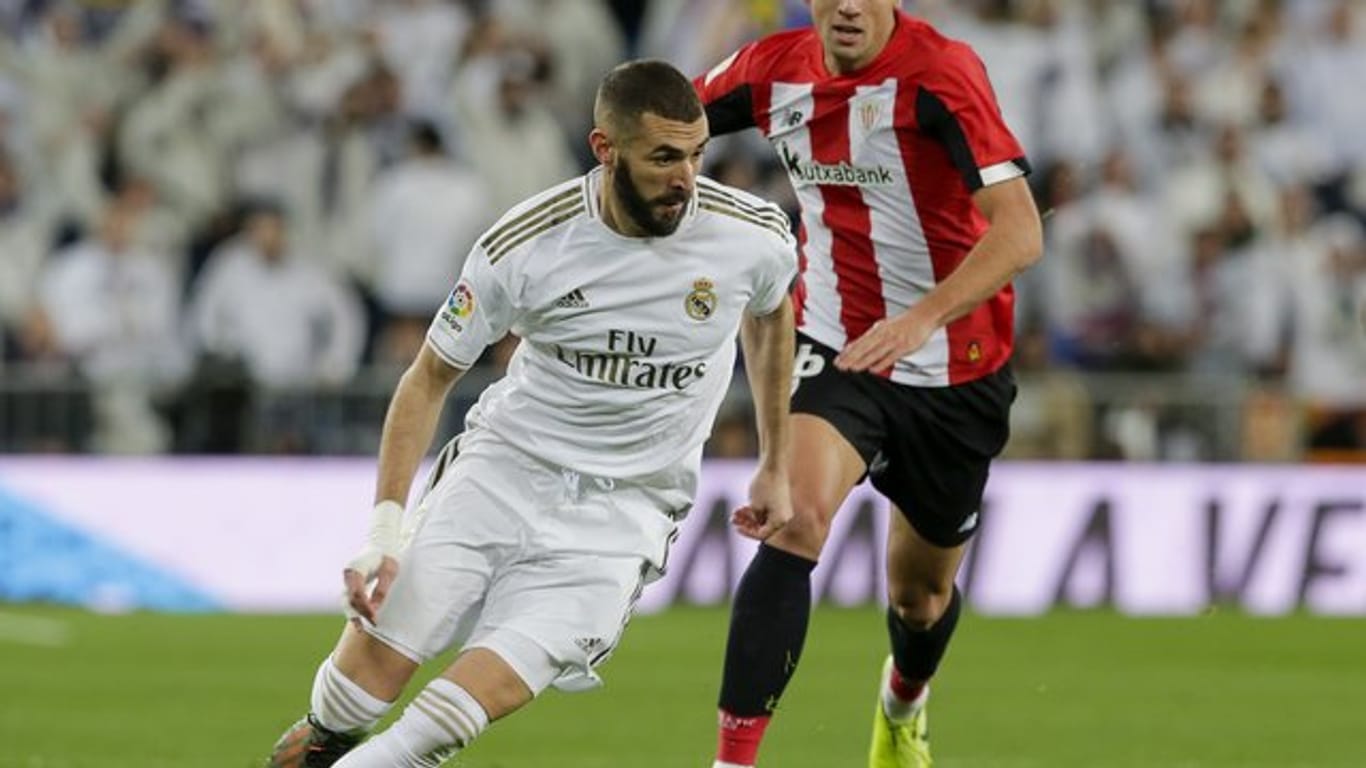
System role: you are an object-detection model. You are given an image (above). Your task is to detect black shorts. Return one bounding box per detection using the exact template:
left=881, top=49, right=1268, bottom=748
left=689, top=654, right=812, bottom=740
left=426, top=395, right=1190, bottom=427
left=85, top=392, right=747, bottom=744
left=789, top=334, right=1016, bottom=547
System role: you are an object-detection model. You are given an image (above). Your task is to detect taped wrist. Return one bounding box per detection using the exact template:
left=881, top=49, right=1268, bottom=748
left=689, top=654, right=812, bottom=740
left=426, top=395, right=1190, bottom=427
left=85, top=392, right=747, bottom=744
left=368, top=499, right=405, bottom=557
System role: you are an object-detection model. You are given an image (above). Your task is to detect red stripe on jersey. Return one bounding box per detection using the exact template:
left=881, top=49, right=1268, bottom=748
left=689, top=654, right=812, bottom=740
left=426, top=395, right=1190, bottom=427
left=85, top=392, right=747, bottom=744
left=752, top=79, right=772, bottom=137
left=894, top=85, right=1014, bottom=383
left=809, top=85, right=887, bottom=368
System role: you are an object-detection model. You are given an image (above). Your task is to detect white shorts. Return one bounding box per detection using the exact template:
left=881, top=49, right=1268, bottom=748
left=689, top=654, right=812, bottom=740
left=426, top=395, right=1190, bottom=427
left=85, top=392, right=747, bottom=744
left=362, top=429, right=689, bottom=693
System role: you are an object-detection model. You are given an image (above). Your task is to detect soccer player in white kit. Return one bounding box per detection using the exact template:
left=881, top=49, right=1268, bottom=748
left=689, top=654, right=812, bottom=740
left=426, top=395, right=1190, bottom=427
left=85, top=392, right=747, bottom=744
left=266, top=59, right=799, bottom=768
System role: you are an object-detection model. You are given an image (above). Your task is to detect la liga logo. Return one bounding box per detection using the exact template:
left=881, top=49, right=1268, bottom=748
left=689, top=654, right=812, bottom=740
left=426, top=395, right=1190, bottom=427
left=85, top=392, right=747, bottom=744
left=448, top=282, right=476, bottom=319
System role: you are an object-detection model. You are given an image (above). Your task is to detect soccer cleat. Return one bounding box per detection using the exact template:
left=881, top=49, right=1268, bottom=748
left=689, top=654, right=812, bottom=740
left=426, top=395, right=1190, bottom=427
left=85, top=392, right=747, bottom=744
left=868, top=656, right=932, bottom=768
left=266, top=714, right=363, bottom=768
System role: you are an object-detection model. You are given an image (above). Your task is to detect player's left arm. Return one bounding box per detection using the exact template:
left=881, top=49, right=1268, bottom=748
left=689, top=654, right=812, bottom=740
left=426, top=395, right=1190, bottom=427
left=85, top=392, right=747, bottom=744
left=835, top=178, right=1042, bottom=372
left=732, top=295, right=795, bottom=540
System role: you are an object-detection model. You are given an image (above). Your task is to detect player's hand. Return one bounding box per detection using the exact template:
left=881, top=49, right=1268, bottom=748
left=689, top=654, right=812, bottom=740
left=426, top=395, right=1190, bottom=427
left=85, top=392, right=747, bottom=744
left=341, top=500, right=405, bottom=624
left=343, top=552, right=399, bottom=624
left=835, top=310, right=935, bottom=374
left=732, top=465, right=793, bottom=541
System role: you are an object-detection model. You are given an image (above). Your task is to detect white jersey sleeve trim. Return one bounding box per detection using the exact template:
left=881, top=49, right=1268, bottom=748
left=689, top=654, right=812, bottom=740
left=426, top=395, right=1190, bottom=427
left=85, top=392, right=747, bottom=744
left=423, top=335, right=473, bottom=370
left=979, top=160, right=1026, bottom=187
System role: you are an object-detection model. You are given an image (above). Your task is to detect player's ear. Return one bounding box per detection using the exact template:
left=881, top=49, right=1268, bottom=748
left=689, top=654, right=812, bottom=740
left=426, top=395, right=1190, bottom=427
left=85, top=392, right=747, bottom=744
left=589, top=128, right=614, bottom=166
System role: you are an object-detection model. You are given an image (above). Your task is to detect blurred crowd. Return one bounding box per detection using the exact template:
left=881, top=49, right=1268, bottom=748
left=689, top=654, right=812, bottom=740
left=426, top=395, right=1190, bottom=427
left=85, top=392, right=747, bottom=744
left=0, top=0, right=1362, bottom=459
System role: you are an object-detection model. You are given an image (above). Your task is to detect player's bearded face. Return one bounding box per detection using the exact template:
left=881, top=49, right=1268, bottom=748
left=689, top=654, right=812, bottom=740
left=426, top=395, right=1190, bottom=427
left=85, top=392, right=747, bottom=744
left=613, top=154, right=690, bottom=237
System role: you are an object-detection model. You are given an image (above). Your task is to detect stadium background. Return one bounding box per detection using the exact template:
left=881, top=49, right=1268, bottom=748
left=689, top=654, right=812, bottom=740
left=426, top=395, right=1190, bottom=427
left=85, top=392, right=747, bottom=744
left=1, top=0, right=1363, bottom=766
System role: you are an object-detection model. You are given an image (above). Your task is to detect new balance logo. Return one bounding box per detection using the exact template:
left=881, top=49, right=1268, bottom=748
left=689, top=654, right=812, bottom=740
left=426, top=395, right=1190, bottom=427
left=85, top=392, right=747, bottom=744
left=554, top=288, right=589, bottom=309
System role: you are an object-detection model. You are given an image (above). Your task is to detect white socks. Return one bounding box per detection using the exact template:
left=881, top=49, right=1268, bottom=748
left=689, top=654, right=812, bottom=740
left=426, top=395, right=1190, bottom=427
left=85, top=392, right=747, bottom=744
left=310, top=656, right=392, bottom=734
left=334, top=678, right=489, bottom=767
left=882, top=676, right=929, bottom=724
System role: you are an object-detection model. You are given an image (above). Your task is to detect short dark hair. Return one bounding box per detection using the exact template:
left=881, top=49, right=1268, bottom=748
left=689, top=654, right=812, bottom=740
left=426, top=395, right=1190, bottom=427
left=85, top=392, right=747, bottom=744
left=594, top=59, right=704, bottom=138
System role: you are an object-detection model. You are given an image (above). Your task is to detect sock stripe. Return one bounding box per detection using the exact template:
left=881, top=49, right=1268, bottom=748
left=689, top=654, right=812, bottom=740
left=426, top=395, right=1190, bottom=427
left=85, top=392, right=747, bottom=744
left=412, top=697, right=466, bottom=745
left=322, top=668, right=370, bottom=724
left=416, top=689, right=479, bottom=745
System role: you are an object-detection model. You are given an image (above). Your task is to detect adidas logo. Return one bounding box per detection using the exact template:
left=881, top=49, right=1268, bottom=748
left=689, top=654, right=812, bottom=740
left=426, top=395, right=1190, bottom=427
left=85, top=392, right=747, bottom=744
left=554, top=288, right=589, bottom=309
left=574, top=636, right=605, bottom=654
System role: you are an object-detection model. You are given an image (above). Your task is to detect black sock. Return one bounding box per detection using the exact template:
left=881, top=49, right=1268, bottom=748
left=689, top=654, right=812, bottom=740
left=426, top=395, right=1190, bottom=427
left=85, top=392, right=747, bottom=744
left=718, top=543, right=817, bottom=716
left=887, top=585, right=962, bottom=683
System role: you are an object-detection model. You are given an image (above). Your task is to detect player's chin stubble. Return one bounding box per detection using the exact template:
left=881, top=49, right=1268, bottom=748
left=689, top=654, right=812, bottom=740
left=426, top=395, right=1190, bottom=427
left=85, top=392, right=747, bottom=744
left=614, top=157, right=687, bottom=237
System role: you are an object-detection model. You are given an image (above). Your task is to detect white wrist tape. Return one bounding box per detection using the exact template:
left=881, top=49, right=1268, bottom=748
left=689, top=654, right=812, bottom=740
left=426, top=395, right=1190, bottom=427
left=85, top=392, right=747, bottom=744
left=368, top=499, right=404, bottom=557
left=345, top=500, right=404, bottom=576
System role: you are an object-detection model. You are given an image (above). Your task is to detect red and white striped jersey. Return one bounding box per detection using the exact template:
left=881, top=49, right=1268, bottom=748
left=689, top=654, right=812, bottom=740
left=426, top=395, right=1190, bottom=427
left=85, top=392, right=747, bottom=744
left=695, top=11, right=1030, bottom=386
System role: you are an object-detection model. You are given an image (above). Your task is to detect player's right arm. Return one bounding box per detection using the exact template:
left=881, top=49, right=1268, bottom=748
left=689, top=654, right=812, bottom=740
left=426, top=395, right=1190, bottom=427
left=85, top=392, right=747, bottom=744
left=344, top=345, right=466, bottom=622
left=345, top=240, right=517, bottom=622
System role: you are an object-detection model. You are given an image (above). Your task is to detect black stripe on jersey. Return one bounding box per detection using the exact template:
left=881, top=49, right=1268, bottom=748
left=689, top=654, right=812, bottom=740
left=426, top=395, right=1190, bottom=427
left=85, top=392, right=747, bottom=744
left=698, top=185, right=791, bottom=234
left=914, top=87, right=1032, bottom=192
left=698, top=190, right=791, bottom=237
left=915, top=87, right=982, bottom=190
left=480, top=186, right=581, bottom=254
left=487, top=205, right=585, bottom=264
left=703, top=84, right=756, bottom=137
left=698, top=200, right=791, bottom=241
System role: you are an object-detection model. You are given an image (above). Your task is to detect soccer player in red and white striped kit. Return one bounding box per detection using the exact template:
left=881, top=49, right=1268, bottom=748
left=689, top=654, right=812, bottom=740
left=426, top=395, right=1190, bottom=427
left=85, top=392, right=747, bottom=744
left=694, top=2, right=1043, bottom=765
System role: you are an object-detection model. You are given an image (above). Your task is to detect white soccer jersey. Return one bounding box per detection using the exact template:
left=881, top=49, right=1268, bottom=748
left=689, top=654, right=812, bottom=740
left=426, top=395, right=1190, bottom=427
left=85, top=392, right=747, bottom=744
left=426, top=168, right=797, bottom=480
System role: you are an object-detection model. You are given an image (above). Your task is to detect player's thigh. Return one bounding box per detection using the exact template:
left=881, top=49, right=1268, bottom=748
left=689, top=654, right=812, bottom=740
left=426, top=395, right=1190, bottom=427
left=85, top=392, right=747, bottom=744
left=466, top=552, right=651, bottom=696
left=780, top=335, right=885, bottom=556
left=363, top=437, right=533, bottom=669
left=885, top=507, right=967, bottom=630
left=870, top=365, right=1015, bottom=551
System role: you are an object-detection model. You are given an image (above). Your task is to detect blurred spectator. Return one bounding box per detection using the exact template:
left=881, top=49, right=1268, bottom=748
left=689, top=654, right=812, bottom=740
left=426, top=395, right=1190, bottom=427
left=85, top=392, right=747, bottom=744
left=0, top=153, right=50, bottom=363
left=1248, top=77, right=1332, bottom=188
left=237, top=62, right=391, bottom=280
left=449, top=25, right=578, bottom=216
left=492, top=0, right=625, bottom=147
left=372, top=0, right=471, bottom=121
left=37, top=202, right=186, bottom=453
left=639, top=0, right=765, bottom=79
left=1283, top=1, right=1366, bottom=173
left=364, top=120, right=489, bottom=363
left=1284, top=213, right=1366, bottom=455
left=1182, top=191, right=1285, bottom=375
left=187, top=201, right=364, bottom=390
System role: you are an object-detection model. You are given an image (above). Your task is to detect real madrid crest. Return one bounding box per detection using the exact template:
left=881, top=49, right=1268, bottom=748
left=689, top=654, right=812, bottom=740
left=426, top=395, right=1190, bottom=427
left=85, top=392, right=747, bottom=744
left=685, top=277, right=717, bottom=321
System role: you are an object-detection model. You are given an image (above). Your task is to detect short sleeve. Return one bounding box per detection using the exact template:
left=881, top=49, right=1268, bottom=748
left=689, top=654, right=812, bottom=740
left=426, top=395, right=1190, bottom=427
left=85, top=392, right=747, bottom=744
left=916, top=43, right=1031, bottom=191
left=694, top=43, right=761, bottom=136
left=425, top=245, right=516, bottom=368
left=747, top=232, right=798, bottom=316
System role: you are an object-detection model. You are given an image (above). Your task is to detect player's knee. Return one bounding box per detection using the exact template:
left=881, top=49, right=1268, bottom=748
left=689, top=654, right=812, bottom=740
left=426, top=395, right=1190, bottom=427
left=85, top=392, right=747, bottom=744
left=769, top=498, right=833, bottom=560
left=888, top=581, right=954, bottom=631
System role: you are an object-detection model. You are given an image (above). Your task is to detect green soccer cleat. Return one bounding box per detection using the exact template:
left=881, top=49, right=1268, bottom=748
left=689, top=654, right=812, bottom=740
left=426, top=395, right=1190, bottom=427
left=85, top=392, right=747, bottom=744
left=868, top=656, right=932, bottom=768
left=266, top=714, right=363, bottom=768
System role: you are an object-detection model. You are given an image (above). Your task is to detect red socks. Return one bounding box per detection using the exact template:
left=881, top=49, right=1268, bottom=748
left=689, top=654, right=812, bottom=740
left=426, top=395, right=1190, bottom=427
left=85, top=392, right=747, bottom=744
left=716, top=710, right=772, bottom=766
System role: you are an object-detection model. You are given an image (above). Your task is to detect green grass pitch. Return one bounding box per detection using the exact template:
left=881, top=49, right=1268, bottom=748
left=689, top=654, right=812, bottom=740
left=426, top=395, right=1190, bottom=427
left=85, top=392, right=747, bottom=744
left=1, top=605, right=1362, bottom=767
